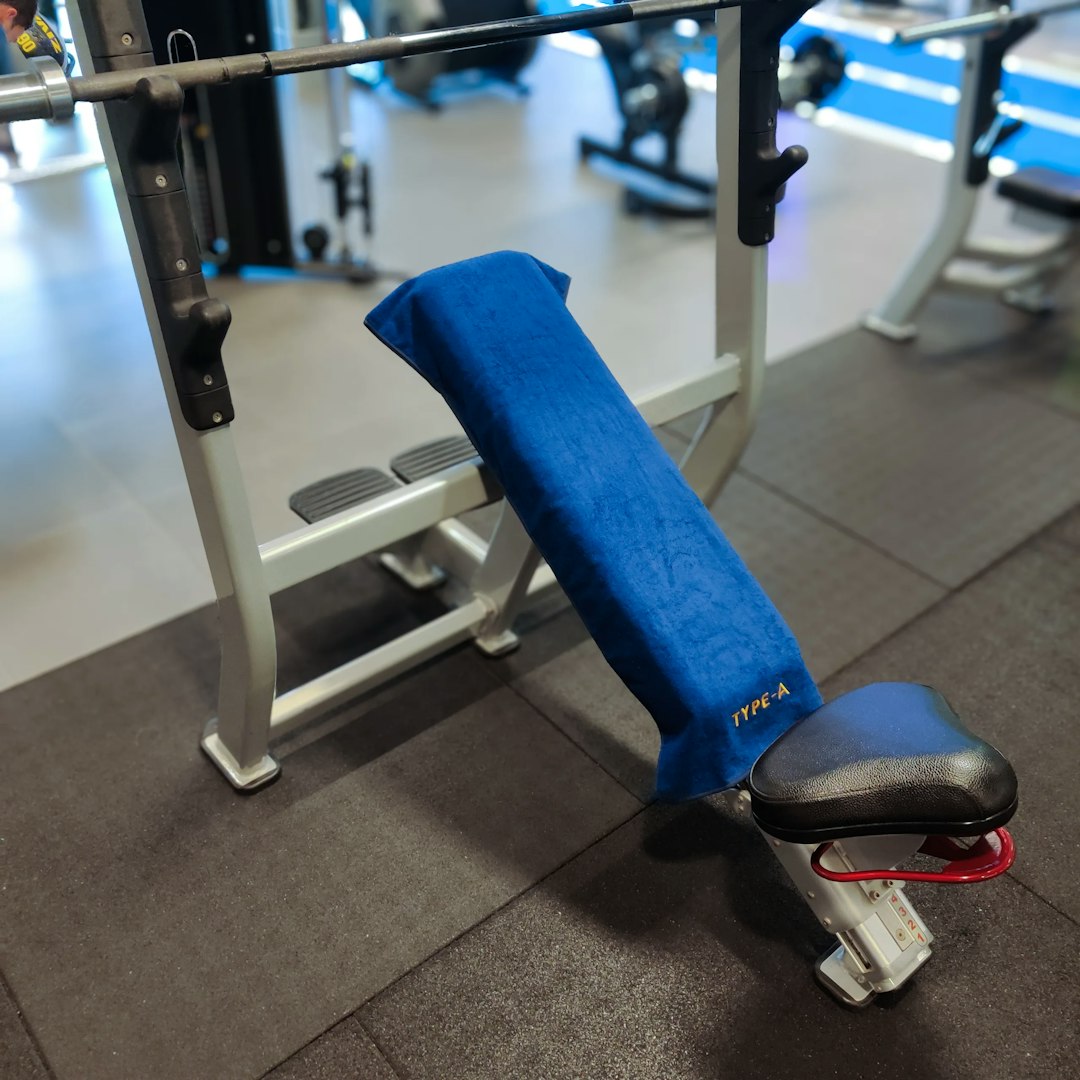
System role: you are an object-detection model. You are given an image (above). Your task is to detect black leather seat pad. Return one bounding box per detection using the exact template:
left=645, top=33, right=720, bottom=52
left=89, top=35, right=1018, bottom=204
left=748, top=683, right=1018, bottom=843
left=997, top=166, right=1080, bottom=220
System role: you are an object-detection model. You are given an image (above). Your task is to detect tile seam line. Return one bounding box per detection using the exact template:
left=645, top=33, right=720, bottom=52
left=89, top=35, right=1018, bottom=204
left=255, top=1017, right=405, bottom=1080
left=354, top=803, right=653, bottom=1015
left=501, top=674, right=653, bottom=805
left=355, top=1016, right=411, bottom=1080
left=956, top=360, right=1080, bottom=426
left=1004, top=870, right=1080, bottom=931
left=819, top=496, right=1080, bottom=687
left=257, top=706, right=649, bottom=1073
left=734, top=465, right=951, bottom=589
left=0, top=965, right=58, bottom=1080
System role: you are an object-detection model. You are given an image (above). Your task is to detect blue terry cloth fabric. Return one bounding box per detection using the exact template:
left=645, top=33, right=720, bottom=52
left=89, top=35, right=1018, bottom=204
left=365, top=251, right=822, bottom=800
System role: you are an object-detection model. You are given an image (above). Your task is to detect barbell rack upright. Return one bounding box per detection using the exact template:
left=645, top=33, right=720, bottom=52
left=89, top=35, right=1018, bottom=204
left=56, top=0, right=813, bottom=789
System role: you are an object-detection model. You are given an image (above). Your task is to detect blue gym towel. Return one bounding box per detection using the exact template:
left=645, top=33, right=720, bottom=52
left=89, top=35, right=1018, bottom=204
left=365, top=251, right=822, bottom=800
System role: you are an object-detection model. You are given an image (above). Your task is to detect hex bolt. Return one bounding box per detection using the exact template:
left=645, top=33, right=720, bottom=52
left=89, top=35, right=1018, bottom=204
left=203, top=374, right=213, bottom=386
left=212, top=412, right=223, bottom=424
left=121, top=32, right=133, bottom=46
left=155, top=174, right=168, bottom=188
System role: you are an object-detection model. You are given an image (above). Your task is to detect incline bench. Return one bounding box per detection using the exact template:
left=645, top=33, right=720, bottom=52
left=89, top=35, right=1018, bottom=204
left=366, top=250, right=1019, bottom=1006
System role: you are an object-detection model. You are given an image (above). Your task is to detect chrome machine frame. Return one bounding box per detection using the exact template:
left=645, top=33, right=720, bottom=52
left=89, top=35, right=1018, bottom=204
left=54, top=0, right=768, bottom=791
left=864, top=0, right=1078, bottom=341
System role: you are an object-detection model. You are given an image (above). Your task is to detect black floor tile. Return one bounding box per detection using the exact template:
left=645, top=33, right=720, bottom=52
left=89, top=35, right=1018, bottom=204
left=0, top=978, right=49, bottom=1080
left=362, top=801, right=1079, bottom=1080
left=513, top=640, right=658, bottom=800
left=0, top=568, right=639, bottom=1080
left=271, top=556, right=441, bottom=693
left=743, top=325, right=1080, bottom=586
left=715, top=474, right=944, bottom=680
left=824, top=507, right=1080, bottom=923
left=912, top=278, right=1080, bottom=417
left=264, top=1017, right=397, bottom=1080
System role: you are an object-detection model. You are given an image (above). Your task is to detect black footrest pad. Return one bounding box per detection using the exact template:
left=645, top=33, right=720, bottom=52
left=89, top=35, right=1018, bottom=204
left=997, top=166, right=1080, bottom=220
left=289, top=468, right=401, bottom=524
left=389, top=435, right=481, bottom=483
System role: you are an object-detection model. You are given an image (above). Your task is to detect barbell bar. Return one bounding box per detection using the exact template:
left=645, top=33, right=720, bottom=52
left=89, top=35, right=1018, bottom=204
left=0, top=0, right=739, bottom=124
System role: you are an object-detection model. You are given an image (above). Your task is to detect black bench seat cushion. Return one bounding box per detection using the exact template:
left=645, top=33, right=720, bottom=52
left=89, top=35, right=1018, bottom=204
left=997, top=166, right=1080, bottom=220
left=748, top=683, right=1018, bottom=843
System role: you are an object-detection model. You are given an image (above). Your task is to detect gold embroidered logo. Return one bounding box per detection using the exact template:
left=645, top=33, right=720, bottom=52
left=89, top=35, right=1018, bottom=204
left=732, top=682, right=790, bottom=727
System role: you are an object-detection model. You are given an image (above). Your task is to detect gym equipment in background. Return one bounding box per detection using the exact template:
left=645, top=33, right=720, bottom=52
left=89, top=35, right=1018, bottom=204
left=579, top=13, right=714, bottom=217
left=778, top=32, right=846, bottom=111
left=580, top=10, right=845, bottom=218
left=141, top=0, right=292, bottom=272
left=20, top=0, right=1018, bottom=1006
left=142, top=0, right=383, bottom=281
left=864, top=0, right=1080, bottom=340
left=362, top=0, right=539, bottom=108
left=292, top=0, right=383, bottom=284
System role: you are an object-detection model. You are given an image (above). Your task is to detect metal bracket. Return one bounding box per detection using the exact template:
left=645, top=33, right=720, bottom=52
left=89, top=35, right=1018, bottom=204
left=737, top=0, right=815, bottom=245
left=107, top=75, right=236, bottom=430
left=965, top=15, right=1038, bottom=185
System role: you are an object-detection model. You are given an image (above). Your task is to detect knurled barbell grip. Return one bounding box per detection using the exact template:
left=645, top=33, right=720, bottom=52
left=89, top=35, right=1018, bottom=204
left=0, top=0, right=736, bottom=119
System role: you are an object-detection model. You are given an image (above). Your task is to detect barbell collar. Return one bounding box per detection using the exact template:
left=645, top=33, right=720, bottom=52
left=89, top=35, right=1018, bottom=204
left=0, top=56, right=74, bottom=122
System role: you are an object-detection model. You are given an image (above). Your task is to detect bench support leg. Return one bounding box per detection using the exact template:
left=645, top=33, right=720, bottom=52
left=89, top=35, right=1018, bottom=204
left=728, top=789, right=936, bottom=1003
left=771, top=832, right=934, bottom=1003
left=470, top=503, right=543, bottom=656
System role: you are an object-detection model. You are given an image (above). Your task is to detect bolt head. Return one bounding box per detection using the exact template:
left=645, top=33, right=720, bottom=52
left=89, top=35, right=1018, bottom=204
left=155, top=174, right=168, bottom=188
left=175, top=259, right=189, bottom=272
left=203, top=374, right=213, bottom=386
left=121, top=32, right=134, bottom=46
left=822, top=918, right=832, bottom=927
left=212, top=412, right=224, bottom=424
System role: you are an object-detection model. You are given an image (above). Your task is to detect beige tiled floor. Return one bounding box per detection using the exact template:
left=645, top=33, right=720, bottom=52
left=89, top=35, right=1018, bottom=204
left=0, top=40, right=1053, bottom=690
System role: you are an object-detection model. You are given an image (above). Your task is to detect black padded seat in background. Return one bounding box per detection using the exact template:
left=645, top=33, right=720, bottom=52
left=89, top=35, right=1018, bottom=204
left=748, top=683, right=1018, bottom=843
left=997, top=166, right=1080, bottom=220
